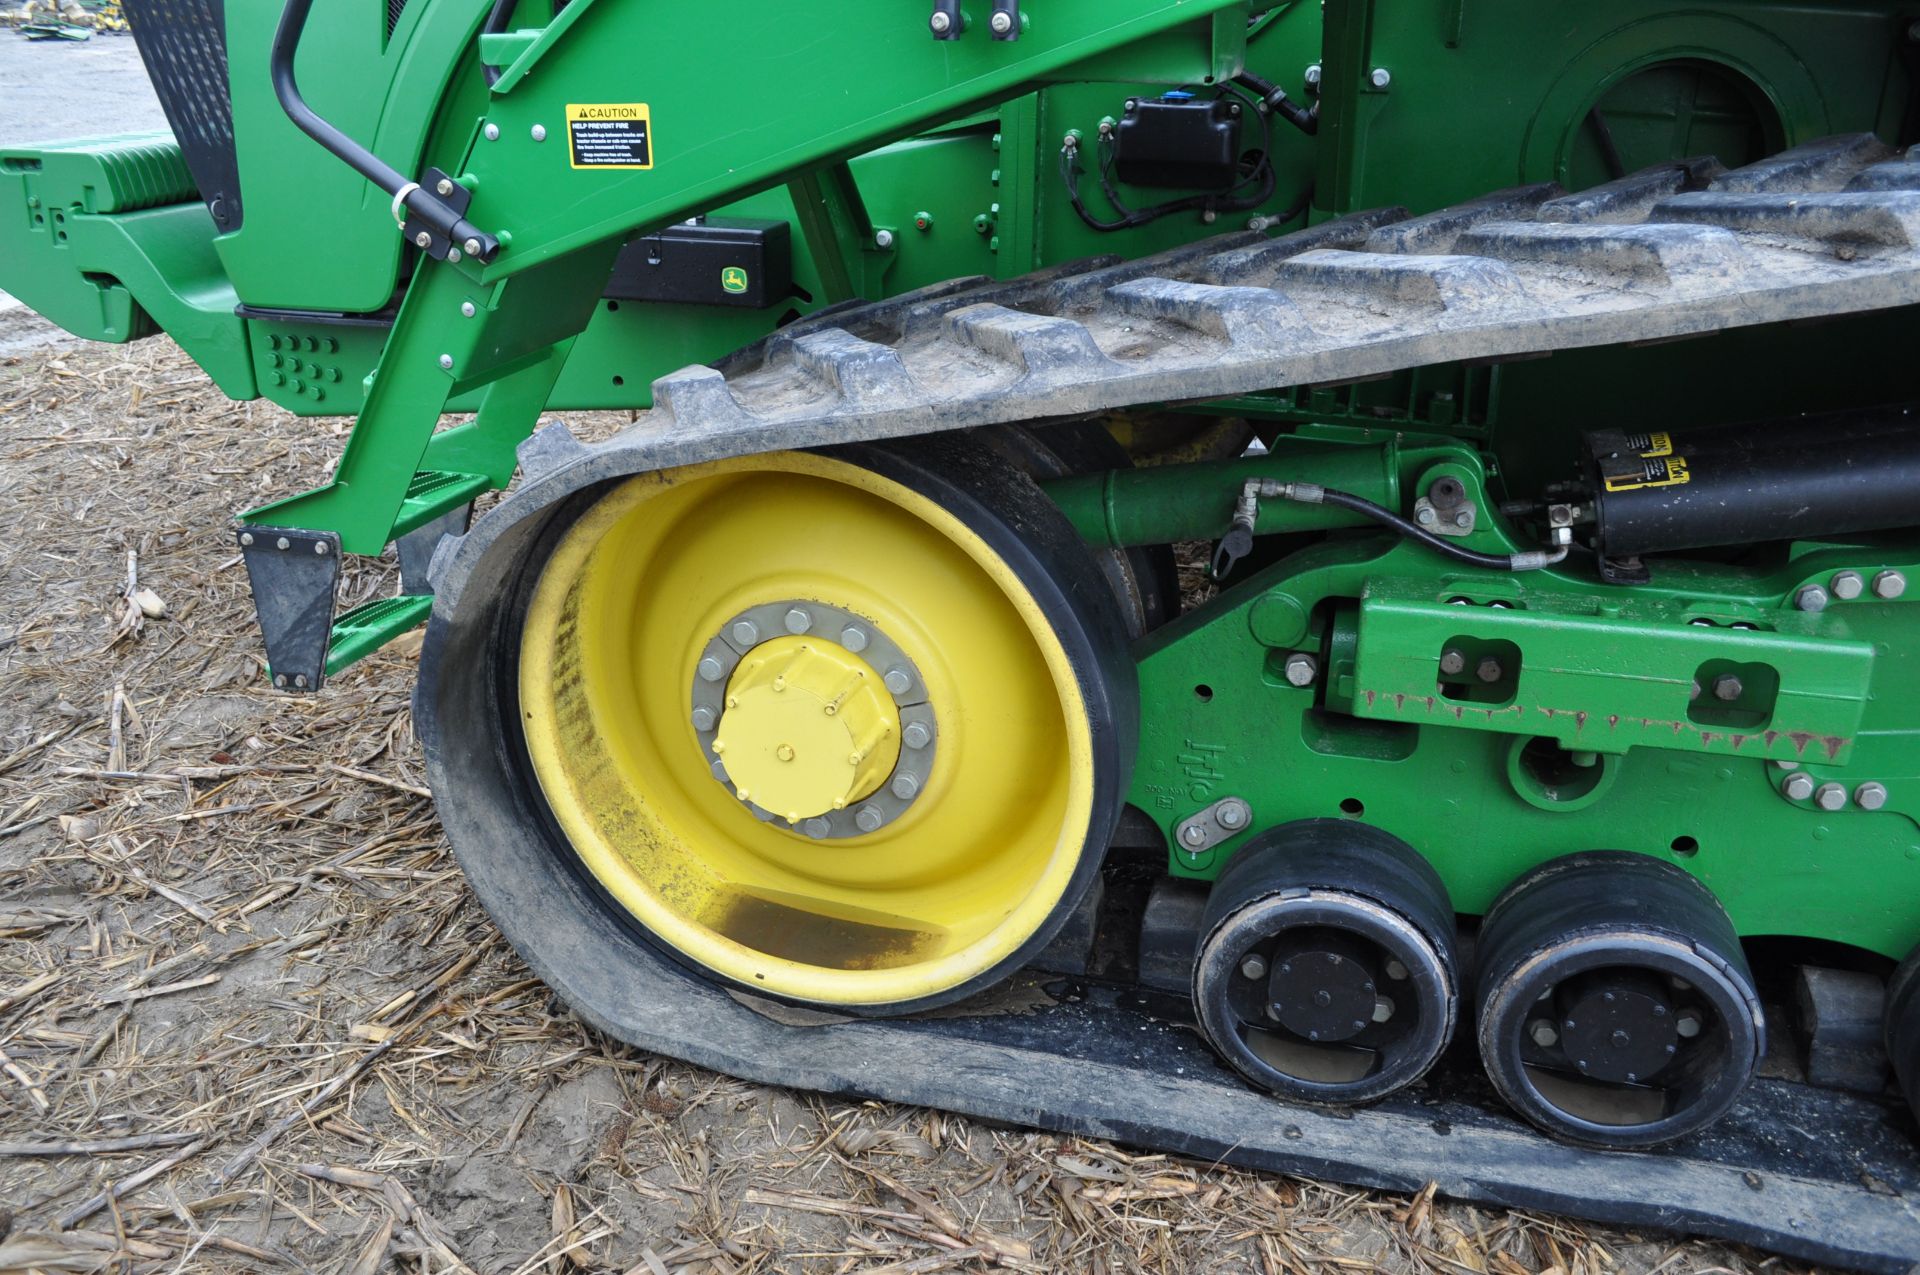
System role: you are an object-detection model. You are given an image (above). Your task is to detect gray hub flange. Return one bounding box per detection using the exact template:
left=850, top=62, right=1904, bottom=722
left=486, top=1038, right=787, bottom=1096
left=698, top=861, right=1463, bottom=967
left=688, top=599, right=938, bottom=839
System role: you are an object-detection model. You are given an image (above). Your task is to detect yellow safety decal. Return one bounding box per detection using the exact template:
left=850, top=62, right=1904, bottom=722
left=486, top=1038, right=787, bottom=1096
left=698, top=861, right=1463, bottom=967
left=1604, top=456, right=1691, bottom=492
left=566, top=103, right=652, bottom=170
left=1640, top=431, right=1673, bottom=458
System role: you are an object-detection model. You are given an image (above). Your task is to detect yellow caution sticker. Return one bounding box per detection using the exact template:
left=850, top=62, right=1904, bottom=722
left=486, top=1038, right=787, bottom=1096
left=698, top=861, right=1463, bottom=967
left=1640, top=431, right=1673, bottom=458
left=566, top=103, right=652, bottom=170
left=1604, top=456, right=1691, bottom=492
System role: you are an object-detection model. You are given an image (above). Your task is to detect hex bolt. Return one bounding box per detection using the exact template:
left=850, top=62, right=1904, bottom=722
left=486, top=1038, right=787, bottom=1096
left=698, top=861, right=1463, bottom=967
left=463, top=237, right=483, bottom=258
left=1304, top=63, right=1322, bottom=87
left=1283, top=653, right=1318, bottom=687
left=891, top=772, right=921, bottom=800
left=1452, top=510, right=1473, bottom=529
left=1814, top=781, right=1847, bottom=812
left=709, top=758, right=729, bottom=782
left=800, top=817, right=830, bottom=839
left=1476, top=657, right=1503, bottom=683
left=690, top=705, right=716, bottom=732
left=784, top=607, right=813, bottom=635
left=1795, top=584, right=1830, bottom=613
left=313, top=541, right=329, bottom=556
left=1240, top=954, right=1268, bottom=981
left=1438, top=649, right=1466, bottom=676
left=697, top=655, right=726, bottom=682
left=1372, top=996, right=1395, bottom=1023
left=1415, top=506, right=1438, bottom=526
left=461, top=301, right=477, bottom=318
left=413, top=230, right=432, bottom=249
left=839, top=625, right=869, bottom=653
left=874, top=228, right=895, bottom=250
left=1856, top=781, right=1889, bottom=811
left=1530, top=1020, right=1559, bottom=1048
left=435, top=177, right=455, bottom=197
left=1689, top=679, right=1702, bottom=701
left=1711, top=674, right=1743, bottom=702
left=438, top=354, right=454, bottom=371
left=239, top=532, right=255, bottom=547
left=731, top=619, right=761, bottom=647
left=483, top=122, right=501, bottom=141
left=1180, top=823, right=1208, bottom=848
left=903, top=720, right=933, bottom=749
left=1216, top=800, right=1249, bottom=831
left=1675, top=1011, right=1704, bottom=1039
left=1782, top=772, right=1815, bottom=801
left=531, top=124, right=547, bottom=142
left=989, top=9, right=1013, bottom=34
left=1830, top=570, right=1865, bottom=600
left=884, top=666, right=914, bottom=696
left=855, top=806, right=885, bottom=833
left=1369, top=67, right=1392, bottom=89
left=1385, top=959, right=1409, bottom=980
left=1873, top=570, right=1907, bottom=599
left=928, top=9, right=951, bottom=33
left=274, top=674, right=288, bottom=688
left=293, top=675, right=309, bottom=689
left=275, top=536, right=291, bottom=551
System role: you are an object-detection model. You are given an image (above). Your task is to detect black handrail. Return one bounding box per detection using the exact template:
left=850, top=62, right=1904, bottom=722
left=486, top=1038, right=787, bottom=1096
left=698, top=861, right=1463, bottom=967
left=271, top=0, right=500, bottom=263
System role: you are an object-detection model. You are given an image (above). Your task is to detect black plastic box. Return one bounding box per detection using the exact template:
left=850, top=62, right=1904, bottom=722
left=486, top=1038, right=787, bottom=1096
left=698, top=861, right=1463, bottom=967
left=605, top=216, right=793, bottom=308
left=1113, top=95, right=1243, bottom=190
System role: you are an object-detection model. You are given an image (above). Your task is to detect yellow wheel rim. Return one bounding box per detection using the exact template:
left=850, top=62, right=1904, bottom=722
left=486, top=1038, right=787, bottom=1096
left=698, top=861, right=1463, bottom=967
left=517, top=451, right=1098, bottom=1007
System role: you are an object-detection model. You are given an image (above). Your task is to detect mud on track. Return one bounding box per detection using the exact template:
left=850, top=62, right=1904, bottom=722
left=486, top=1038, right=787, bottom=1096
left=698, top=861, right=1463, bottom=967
left=0, top=333, right=1785, bottom=1272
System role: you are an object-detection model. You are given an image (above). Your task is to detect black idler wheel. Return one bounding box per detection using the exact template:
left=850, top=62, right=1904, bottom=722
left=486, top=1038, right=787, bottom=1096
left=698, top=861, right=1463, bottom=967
left=1193, top=820, right=1459, bottom=1105
left=1475, top=851, right=1763, bottom=1148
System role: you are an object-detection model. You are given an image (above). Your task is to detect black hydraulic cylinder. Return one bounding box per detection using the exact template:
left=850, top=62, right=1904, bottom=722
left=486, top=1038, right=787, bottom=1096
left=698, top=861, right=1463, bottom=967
left=1585, top=407, right=1920, bottom=559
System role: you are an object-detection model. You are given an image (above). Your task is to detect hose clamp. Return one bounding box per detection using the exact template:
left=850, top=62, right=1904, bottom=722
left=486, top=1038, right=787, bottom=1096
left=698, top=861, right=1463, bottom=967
left=390, top=181, right=421, bottom=229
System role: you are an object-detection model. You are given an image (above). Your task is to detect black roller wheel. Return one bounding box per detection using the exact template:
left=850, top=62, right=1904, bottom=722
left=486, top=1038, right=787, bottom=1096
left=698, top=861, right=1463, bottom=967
left=1193, top=820, right=1459, bottom=1105
left=1889, top=943, right=1920, bottom=1119
left=1475, top=851, right=1764, bottom=1148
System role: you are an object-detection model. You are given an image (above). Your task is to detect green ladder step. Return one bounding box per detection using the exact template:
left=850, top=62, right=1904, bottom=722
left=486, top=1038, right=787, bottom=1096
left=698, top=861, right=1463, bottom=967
left=391, top=470, right=493, bottom=540
left=326, top=594, right=435, bottom=676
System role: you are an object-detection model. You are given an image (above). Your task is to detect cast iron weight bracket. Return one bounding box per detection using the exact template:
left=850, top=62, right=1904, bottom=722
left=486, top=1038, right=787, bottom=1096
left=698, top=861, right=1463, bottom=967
left=238, top=525, right=341, bottom=692
left=990, top=0, right=1020, bottom=40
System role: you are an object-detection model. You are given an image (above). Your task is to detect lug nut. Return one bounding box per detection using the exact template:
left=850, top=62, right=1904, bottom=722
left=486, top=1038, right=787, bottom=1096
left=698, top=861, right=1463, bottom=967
left=1711, top=674, right=1743, bottom=701
left=1476, top=657, right=1503, bottom=683
left=1856, top=781, right=1889, bottom=811
left=690, top=705, right=716, bottom=732
left=855, top=806, right=885, bottom=833
left=1675, top=1011, right=1703, bottom=1039
left=1283, top=652, right=1318, bottom=687
left=800, top=817, right=830, bottom=839
left=709, top=759, right=729, bottom=782
left=1830, top=570, right=1865, bottom=600
left=883, top=666, right=914, bottom=696
left=1782, top=772, right=1815, bottom=801
left=784, top=607, right=812, bottom=634
left=891, top=772, right=920, bottom=800
left=902, top=720, right=933, bottom=749
left=839, top=625, right=869, bottom=652
left=1814, top=781, right=1847, bottom=812
left=1438, top=649, right=1466, bottom=676
left=697, top=655, right=726, bottom=682
left=1529, top=1020, right=1559, bottom=1048
left=1795, top=585, right=1829, bottom=613
left=1873, top=570, right=1907, bottom=599
left=1240, top=954, right=1267, bottom=980
left=731, top=619, right=761, bottom=646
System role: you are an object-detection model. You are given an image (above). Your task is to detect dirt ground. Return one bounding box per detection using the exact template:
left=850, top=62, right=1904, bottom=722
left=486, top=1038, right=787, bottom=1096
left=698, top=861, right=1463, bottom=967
left=0, top=30, right=1802, bottom=1275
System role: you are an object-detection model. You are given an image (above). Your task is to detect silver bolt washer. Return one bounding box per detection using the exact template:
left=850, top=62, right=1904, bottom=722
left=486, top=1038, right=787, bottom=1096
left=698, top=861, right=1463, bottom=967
left=874, top=229, right=895, bottom=249
left=438, top=354, right=454, bottom=371
left=1782, top=772, right=1815, bottom=801
left=461, top=301, right=477, bottom=318
left=1831, top=570, right=1865, bottom=600
left=689, top=599, right=935, bottom=840
left=531, top=124, right=547, bottom=141
left=1369, top=67, right=1392, bottom=88
left=483, top=122, right=500, bottom=141
left=1856, top=781, right=1889, bottom=811
left=1873, top=570, right=1907, bottom=599
left=1814, top=781, right=1847, bottom=812
left=1795, top=585, right=1830, bottom=613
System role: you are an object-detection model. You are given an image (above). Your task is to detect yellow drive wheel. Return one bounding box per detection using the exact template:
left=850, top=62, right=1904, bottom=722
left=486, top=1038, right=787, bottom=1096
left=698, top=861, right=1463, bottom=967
left=509, top=442, right=1133, bottom=1011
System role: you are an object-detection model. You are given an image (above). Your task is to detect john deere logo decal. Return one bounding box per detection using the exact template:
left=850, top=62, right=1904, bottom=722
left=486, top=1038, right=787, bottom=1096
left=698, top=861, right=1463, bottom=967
left=721, top=267, right=749, bottom=295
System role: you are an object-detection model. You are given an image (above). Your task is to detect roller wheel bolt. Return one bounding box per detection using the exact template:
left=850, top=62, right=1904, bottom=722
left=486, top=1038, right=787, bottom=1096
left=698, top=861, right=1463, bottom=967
left=1873, top=570, right=1907, bottom=599
left=855, top=806, right=884, bottom=833
left=1856, top=781, right=1889, bottom=811
left=839, top=625, right=869, bottom=652
left=891, top=772, right=920, bottom=800
left=1240, top=954, right=1267, bottom=980
left=697, top=655, right=725, bottom=682
left=1283, top=653, right=1318, bottom=687
left=1782, top=772, right=1814, bottom=801
left=1675, top=1012, right=1703, bottom=1039
left=1814, top=781, right=1847, bottom=811
left=1439, top=649, right=1466, bottom=676
left=690, top=706, right=716, bottom=731
left=784, top=607, right=812, bottom=634
left=1831, top=570, right=1865, bottom=600
left=884, top=667, right=914, bottom=695
left=903, top=721, right=932, bottom=749
left=1711, top=675, right=1742, bottom=701
left=1529, top=1020, right=1559, bottom=1048
left=1476, top=657, right=1503, bottom=683
left=1795, top=585, right=1829, bottom=613
left=1372, top=996, right=1394, bottom=1023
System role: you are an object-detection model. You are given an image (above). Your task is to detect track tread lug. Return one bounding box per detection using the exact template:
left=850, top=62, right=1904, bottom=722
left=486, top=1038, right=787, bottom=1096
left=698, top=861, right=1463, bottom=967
left=1709, top=132, right=1894, bottom=193
left=1277, top=249, right=1531, bottom=312
left=789, top=328, right=916, bottom=404
left=1196, top=207, right=1411, bottom=285
left=1652, top=190, right=1920, bottom=247
left=1453, top=220, right=1748, bottom=288
left=650, top=365, right=757, bottom=424
left=1105, top=276, right=1311, bottom=345
left=1537, top=157, right=1723, bottom=224
left=944, top=303, right=1114, bottom=375
left=1364, top=182, right=1562, bottom=254
left=516, top=420, right=590, bottom=480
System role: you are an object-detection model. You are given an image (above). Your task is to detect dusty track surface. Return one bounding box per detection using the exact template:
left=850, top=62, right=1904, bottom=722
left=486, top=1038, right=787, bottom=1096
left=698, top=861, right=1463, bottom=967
left=0, top=331, right=1795, bottom=1273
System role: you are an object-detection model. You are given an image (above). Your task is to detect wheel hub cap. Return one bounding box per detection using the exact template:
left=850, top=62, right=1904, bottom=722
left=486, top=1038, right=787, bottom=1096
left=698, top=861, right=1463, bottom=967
left=714, top=636, right=901, bottom=822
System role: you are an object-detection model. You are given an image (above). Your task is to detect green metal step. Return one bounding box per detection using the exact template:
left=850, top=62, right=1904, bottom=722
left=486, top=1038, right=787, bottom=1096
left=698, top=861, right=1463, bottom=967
left=325, top=594, right=434, bottom=677
left=390, top=470, right=492, bottom=540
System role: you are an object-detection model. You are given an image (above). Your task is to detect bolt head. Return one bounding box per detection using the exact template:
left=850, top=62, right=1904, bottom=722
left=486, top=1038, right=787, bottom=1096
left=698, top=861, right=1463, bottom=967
left=691, top=706, right=716, bottom=732
left=1830, top=570, right=1865, bottom=600
left=731, top=619, right=761, bottom=647
left=800, top=817, right=830, bottom=839
left=461, top=301, right=477, bottom=318
left=784, top=607, right=813, bottom=635
left=435, top=178, right=454, bottom=197
left=1304, top=63, right=1321, bottom=86
left=293, top=674, right=309, bottom=689
left=1369, top=67, right=1392, bottom=89
left=883, top=667, right=914, bottom=696
left=839, top=625, right=869, bottom=653
left=902, top=720, right=933, bottom=750
left=1240, top=954, right=1267, bottom=980
left=274, top=674, right=288, bottom=688
left=1873, top=570, right=1907, bottom=600
left=874, top=229, right=895, bottom=249
left=1814, top=781, right=1847, bottom=812
left=891, top=772, right=920, bottom=800
left=531, top=124, right=548, bottom=141
left=1530, top=1020, right=1559, bottom=1048
left=483, top=122, right=501, bottom=141
left=463, top=237, right=483, bottom=258
left=697, top=655, right=726, bottom=682
left=1180, top=824, right=1207, bottom=847
left=275, top=536, right=291, bottom=551
left=989, top=9, right=1013, bottom=33
left=855, top=806, right=884, bottom=833
left=1795, top=585, right=1829, bottom=613
left=1856, top=781, right=1889, bottom=811
left=1711, top=674, right=1743, bottom=702
left=1476, top=657, right=1503, bottom=683
left=438, top=354, right=454, bottom=371
left=1283, top=653, right=1317, bottom=687
left=710, top=759, right=729, bottom=783
left=1216, top=800, right=1249, bottom=831
left=414, top=230, right=433, bottom=249
left=1452, top=510, right=1473, bottom=529
left=1415, top=506, right=1438, bottom=526
left=1783, top=772, right=1815, bottom=801
left=929, top=9, right=950, bottom=33
left=1438, top=649, right=1466, bottom=676
left=314, top=541, right=329, bottom=555
left=239, top=532, right=255, bottom=547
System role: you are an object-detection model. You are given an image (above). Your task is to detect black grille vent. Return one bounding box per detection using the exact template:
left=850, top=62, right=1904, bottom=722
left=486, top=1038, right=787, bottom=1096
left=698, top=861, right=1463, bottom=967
left=387, top=0, right=409, bottom=39
left=122, top=0, right=242, bottom=231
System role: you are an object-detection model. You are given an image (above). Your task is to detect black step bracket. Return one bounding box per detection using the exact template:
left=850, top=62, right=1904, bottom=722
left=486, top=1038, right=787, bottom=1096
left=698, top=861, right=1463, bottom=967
left=401, top=168, right=474, bottom=264
left=238, top=524, right=340, bottom=691
left=397, top=502, right=473, bottom=596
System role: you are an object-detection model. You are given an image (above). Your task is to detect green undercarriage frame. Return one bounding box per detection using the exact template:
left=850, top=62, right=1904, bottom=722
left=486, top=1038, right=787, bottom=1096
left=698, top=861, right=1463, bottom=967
left=1, top=0, right=1917, bottom=957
